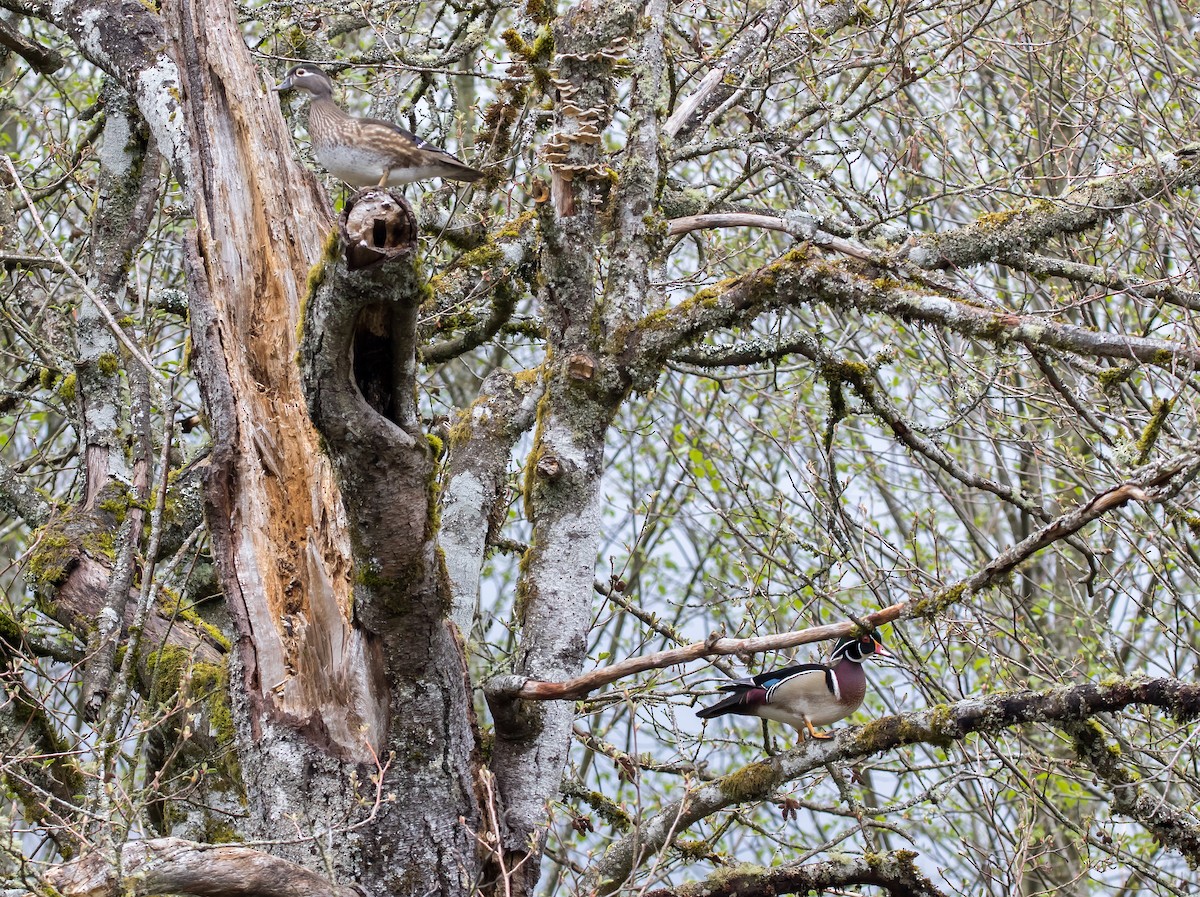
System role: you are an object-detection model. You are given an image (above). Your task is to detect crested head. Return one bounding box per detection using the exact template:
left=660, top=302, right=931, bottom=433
left=830, top=629, right=887, bottom=664
left=275, top=64, right=335, bottom=99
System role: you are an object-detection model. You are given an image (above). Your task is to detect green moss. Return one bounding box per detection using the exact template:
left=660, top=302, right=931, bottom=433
left=1135, top=398, right=1172, bottom=464
left=455, top=241, right=505, bottom=271
left=974, top=209, right=1021, bottom=229
left=98, top=496, right=129, bottom=522
left=525, top=0, right=554, bottom=24
left=513, top=366, right=542, bottom=387
left=0, top=610, right=23, bottom=651
left=855, top=706, right=954, bottom=752
left=147, top=645, right=191, bottom=706
left=427, top=434, right=445, bottom=459
left=496, top=210, right=538, bottom=241
left=25, top=527, right=73, bottom=588
left=148, top=647, right=235, bottom=747
left=513, top=536, right=537, bottom=624
left=80, top=530, right=116, bottom=560
left=1098, top=364, right=1136, bottom=394
left=97, top=352, right=120, bottom=376
left=562, top=780, right=632, bottom=830
left=446, top=412, right=473, bottom=450
left=521, top=389, right=553, bottom=520
left=38, top=368, right=59, bottom=390
left=56, top=373, right=77, bottom=404
left=298, top=227, right=343, bottom=345
left=161, top=590, right=231, bottom=652
left=1078, top=719, right=1123, bottom=757
left=910, top=581, right=968, bottom=617
left=867, top=849, right=919, bottom=874
left=1165, top=504, right=1200, bottom=538
left=717, top=760, right=776, bottom=803
left=193, top=660, right=236, bottom=745
left=528, top=27, right=555, bottom=64
left=707, top=863, right=768, bottom=886
left=501, top=28, right=532, bottom=56
left=478, top=726, right=494, bottom=762
left=674, top=839, right=712, bottom=860
left=201, top=821, right=242, bottom=844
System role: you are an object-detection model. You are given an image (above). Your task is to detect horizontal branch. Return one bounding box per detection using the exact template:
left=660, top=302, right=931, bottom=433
left=644, top=850, right=945, bottom=897
left=45, top=837, right=363, bottom=897
left=616, top=247, right=1200, bottom=392
left=488, top=606, right=905, bottom=701
left=905, top=145, right=1200, bottom=270
left=588, top=677, right=1200, bottom=894
left=667, top=213, right=875, bottom=261
left=0, top=251, right=66, bottom=271
left=999, top=250, right=1200, bottom=312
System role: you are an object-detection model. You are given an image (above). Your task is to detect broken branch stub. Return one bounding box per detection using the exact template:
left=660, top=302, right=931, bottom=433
left=339, top=189, right=417, bottom=271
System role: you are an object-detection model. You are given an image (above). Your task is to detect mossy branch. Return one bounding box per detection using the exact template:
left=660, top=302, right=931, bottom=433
left=642, top=850, right=945, bottom=897
left=589, top=677, right=1200, bottom=895
left=906, top=146, right=1200, bottom=270
left=615, top=249, right=1200, bottom=395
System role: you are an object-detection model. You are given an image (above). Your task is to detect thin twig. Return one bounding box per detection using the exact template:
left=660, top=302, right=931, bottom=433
left=2, top=156, right=164, bottom=385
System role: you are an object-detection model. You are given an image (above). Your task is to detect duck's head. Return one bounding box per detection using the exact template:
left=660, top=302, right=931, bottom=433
left=275, top=64, right=335, bottom=99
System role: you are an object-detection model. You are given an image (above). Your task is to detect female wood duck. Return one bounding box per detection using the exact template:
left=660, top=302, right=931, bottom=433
left=697, top=631, right=888, bottom=739
left=275, top=64, right=483, bottom=188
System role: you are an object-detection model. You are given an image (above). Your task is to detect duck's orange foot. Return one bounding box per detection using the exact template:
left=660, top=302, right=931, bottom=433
left=804, top=719, right=833, bottom=740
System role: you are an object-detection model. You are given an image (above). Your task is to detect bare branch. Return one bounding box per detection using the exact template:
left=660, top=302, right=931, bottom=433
left=667, top=213, right=877, bottom=261
left=0, top=17, right=63, bottom=72
left=0, top=252, right=65, bottom=271
left=487, top=606, right=904, bottom=701
left=918, top=444, right=1200, bottom=616
left=1000, top=250, right=1200, bottom=312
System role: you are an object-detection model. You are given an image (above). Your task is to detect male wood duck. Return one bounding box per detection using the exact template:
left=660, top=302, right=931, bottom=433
left=697, top=631, right=888, bottom=739
left=275, top=64, right=483, bottom=188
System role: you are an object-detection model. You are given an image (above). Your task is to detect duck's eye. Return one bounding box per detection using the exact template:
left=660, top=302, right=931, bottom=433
left=296, top=68, right=308, bottom=76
